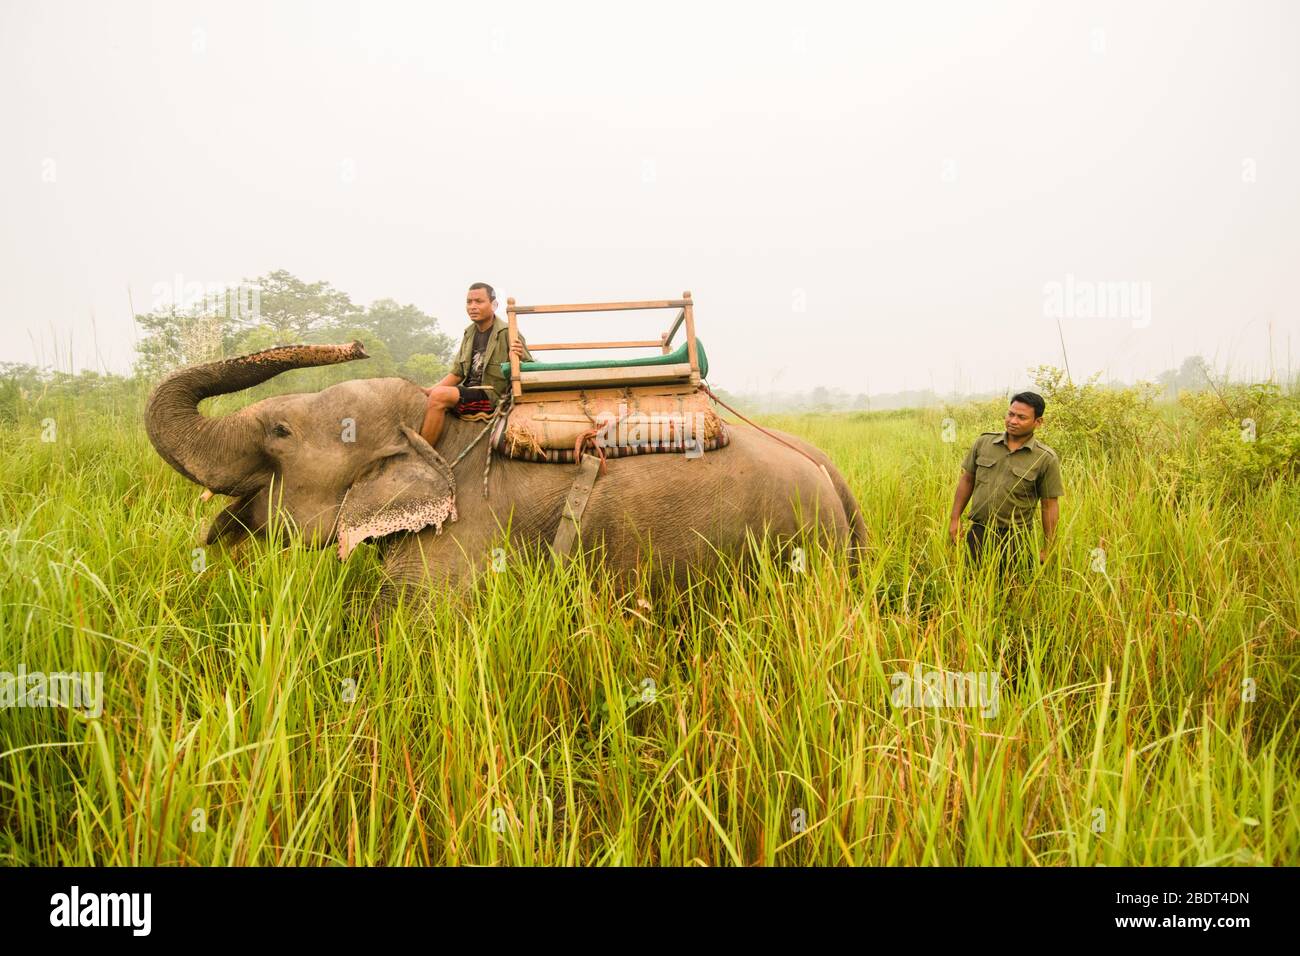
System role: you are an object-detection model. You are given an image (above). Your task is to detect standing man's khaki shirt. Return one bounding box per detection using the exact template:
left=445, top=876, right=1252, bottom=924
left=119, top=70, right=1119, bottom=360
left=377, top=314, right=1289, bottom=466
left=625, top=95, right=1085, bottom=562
left=960, top=432, right=1065, bottom=528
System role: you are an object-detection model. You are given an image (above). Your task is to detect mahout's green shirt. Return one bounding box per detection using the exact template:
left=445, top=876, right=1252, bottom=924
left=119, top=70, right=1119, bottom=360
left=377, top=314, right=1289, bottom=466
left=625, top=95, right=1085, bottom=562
left=452, top=316, right=532, bottom=401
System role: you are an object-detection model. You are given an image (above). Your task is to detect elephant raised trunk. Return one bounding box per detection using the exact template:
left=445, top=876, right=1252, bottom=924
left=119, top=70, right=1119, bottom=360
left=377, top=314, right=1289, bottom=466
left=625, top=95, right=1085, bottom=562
left=144, top=341, right=369, bottom=495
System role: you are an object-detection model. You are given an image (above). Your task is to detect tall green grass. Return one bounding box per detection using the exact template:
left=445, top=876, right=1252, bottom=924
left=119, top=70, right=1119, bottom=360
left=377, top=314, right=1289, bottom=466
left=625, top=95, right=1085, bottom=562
left=1, top=398, right=1296, bottom=865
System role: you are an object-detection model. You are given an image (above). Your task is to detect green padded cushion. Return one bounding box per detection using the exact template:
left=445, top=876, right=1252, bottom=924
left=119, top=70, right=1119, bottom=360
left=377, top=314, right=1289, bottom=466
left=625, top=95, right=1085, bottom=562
left=502, top=338, right=707, bottom=381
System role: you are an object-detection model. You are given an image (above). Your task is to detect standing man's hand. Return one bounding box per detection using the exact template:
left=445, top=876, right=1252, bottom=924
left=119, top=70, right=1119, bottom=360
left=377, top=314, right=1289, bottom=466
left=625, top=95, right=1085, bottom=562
left=509, top=339, right=525, bottom=360
left=949, top=468, right=975, bottom=546
left=1039, top=497, right=1059, bottom=566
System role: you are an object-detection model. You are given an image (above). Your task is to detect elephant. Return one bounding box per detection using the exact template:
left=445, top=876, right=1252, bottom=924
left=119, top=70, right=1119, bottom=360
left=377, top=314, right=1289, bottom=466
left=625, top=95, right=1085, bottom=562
left=145, top=342, right=867, bottom=597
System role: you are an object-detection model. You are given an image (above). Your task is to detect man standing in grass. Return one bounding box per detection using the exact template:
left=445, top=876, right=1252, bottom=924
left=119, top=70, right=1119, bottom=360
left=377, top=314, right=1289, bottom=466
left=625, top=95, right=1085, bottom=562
left=419, top=282, right=531, bottom=447
left=948, top=391, right=1064, bottom=568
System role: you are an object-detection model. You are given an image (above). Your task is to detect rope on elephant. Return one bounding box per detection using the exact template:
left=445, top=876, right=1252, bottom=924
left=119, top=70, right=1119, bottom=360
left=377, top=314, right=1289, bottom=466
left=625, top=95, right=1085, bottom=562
left=482, top=427, right=497, bottom=499
left=444, top=395, right=511, bottom=467
left=699, top=383, right=834, bottom=488
left=484, top=394, right=516, bottom=497
left=442, top=393, right=513, bottom=498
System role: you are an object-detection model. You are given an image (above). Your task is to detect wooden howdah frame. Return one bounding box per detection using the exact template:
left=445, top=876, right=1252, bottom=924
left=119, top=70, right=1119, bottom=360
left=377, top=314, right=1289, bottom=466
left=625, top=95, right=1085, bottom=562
left=506, top=292, right=700, bottom=403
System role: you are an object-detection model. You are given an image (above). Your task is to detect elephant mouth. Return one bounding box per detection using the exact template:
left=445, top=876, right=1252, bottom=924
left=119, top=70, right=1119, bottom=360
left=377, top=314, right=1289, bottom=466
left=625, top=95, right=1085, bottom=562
left=336, top=491, right=458, bottom=560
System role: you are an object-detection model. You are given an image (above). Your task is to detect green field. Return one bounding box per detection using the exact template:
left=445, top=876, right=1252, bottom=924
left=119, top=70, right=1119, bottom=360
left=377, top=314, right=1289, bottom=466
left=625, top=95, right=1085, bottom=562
left=1, top=388, right=1296, bottom=866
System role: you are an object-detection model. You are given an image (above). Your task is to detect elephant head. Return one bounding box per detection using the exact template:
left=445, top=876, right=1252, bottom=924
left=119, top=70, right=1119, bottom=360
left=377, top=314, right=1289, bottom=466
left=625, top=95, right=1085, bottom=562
left=145, top=342, right=456, bottom=558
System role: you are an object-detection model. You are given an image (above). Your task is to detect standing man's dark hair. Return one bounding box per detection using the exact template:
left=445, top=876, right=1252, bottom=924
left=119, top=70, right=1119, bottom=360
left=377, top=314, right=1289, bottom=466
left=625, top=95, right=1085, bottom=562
left=1009, top=391, right=1045, bottom=419
left=468, top=281, right=495, bottom=302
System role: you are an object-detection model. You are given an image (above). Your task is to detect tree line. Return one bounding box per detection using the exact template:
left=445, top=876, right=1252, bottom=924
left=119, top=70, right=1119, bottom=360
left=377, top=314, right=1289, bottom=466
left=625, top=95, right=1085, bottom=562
left=0, top=271, right=1256, bottom=419
left=133, top=269, right=456, bottom=389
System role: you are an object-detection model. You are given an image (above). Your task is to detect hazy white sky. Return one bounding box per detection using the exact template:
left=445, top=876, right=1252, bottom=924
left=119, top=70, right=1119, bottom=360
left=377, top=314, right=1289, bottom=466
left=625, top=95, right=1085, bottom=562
left=2, top=0, right=1296, bottom=394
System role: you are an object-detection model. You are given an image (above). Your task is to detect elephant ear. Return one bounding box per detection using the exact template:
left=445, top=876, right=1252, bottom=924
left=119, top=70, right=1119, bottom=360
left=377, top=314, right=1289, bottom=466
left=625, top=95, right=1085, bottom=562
left=336, top=426, right=458, bottom=560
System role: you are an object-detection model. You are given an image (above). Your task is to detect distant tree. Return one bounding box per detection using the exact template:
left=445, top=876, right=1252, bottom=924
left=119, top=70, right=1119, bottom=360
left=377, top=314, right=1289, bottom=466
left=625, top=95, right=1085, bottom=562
left=242, top=269, right=361, bottom=341
left=356, top=298, right=454, bottom=369
left=1157, top=355, right=1211, bottom=396
left=134, top=307, right=228, bottom=381
left=0, top=362, right=42, bottom=421
left=402, top=352, right=450, bottom=385
left=1, top=362, right=136, bottom=420
left=135, top=270, right=455, bottom=388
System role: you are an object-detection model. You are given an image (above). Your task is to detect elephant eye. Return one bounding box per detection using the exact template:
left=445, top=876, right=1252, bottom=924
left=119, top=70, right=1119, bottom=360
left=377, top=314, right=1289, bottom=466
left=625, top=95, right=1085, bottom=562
left=271, top=422, right=292, bottom=438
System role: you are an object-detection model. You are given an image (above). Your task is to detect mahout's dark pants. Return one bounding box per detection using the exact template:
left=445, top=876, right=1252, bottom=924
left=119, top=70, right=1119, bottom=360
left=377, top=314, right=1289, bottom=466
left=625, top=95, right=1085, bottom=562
left=965, top=522, right=1037, bottom=573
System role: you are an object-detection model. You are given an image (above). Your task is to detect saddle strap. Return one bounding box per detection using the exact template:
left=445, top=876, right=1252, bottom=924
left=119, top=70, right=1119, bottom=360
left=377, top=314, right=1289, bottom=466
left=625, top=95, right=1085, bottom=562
left=551, top=454, right=603, bottom=563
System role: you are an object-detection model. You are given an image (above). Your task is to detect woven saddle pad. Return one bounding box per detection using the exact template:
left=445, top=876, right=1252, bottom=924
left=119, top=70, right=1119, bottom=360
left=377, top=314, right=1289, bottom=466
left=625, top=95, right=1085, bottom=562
left=491, top=388, right=728, bottom=462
